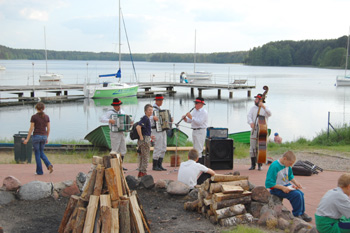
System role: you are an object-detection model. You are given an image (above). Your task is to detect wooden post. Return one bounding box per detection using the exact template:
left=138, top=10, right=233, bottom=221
left=93, top=164, right=105, bottom=196
left=247, top=90, right=251, bottom=97
left=191, top=87, right=194, bottom=96
left=64, top=198, right=86, bottom=233
left=198, top=88, right=202, bottom=97
left=119, top=200, right=131, bottom=233
left=58, top=195, right=79, bottom=233
left=105, top=168, right=120, bottom=201
left=72, top=207, right=86, bottom=233
left=81, top=168, right=97, bottom=201
left=100, top=195, right=112, bottom=233
left=218, top=89, right=221, bottom=98
left=111, top=208, right=119, bottom=233
left=83, top=195, right=100, bottom=233
left=111, top=158, right=124, bottom=197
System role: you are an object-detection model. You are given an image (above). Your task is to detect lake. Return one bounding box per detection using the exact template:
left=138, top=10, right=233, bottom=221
left=0, top=59, right=349, bottom=143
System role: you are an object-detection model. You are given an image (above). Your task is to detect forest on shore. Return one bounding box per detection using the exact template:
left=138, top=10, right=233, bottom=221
left=0, top=35, right=348, bottom=68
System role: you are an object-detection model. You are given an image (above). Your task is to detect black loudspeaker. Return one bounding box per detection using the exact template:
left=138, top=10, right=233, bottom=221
left=204, top=138, right=234, bottom=170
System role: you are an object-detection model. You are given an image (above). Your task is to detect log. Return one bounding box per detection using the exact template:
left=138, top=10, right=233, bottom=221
left=81, top=168, right=97, bottom=201
left=214, top=204, right=246, bottom=221
left=105, top=167, right=120, bottom=201
left=119, top=200, right=131, bottom=233
left=203, top=179, right=211, bottom=191
left=129, top=192, right=145, bottom=233
left=58, top=195, right=79, bottom=233
left=93, top=164, right=105, bottom=196
left=212, top=191, right=252, bottom=202
left=93, top=156, right=103, bottom=165
left=211, top=196, right=251, bottom=211
left=203, top=199, right=213, bottom=206
left=221, top=185, right=244, bottom=194
left=211, top=174, right=248, bottom=182
left=103, top=155, right=112, bottom=168
left=209, top=180, right=249, bottom=193
left=135, top=193, right=151, bottom=233
left=209, top=215, right=217, bottom=225
left=83, top=195, right=100, bottom=233
left=93, top=207, right=101, bottom=233
left=111, top=158, right=124, bottom=197
left=100, top=195, right=112, bottom=233
left=218, top=213, right=254, bottom=227
left=72, top=207, right=86, bottom=233
left=65, top=198, right=87, bottom=233
left=184, top=199, right=199, bottom=211
left=111, top=208, right=119, bottom=233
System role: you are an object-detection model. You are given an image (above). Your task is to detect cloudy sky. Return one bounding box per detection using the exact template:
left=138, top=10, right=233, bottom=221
left=1, top=0, right=350, bottom=54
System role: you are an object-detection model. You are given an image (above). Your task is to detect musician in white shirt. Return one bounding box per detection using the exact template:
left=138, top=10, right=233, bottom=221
left=182, top=97, right=208, bottom=164
left=150, top=94, right=170, bottom=171
left=247, top=93, right=272, bottom=171
left=100, top=98, right=128, bottom=170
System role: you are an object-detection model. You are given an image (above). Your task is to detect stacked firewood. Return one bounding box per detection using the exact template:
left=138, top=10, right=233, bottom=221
left=184, top=174, right=254, bottom=227
left=58, top=154, right=150, bottom=233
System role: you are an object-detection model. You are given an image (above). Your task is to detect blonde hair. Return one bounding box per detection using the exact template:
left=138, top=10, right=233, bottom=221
left=338, top=173, right=350, bottom=188
left=282, top=151, right=296, bottom=161
left=188, top=149, right=199, bottom=161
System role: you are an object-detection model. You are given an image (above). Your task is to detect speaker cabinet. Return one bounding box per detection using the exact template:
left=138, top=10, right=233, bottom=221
left=204, top=138, right=234, bottom=170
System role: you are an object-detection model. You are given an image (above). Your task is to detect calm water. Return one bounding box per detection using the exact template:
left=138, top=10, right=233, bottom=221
left=0, top=60, right=349, bottom=143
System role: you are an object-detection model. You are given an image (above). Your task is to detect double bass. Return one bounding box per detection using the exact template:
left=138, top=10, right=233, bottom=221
left=256, top=86, right=269, bottom=164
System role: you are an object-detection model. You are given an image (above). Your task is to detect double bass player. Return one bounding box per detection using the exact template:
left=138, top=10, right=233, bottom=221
left=247, top=91, right=272, bottom=171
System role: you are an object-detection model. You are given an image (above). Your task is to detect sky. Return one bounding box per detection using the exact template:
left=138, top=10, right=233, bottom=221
left=1, top=0, right=350, bottom=54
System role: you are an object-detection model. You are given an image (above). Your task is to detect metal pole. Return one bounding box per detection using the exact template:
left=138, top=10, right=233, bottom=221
left=327, top=111, right=330, bottom=138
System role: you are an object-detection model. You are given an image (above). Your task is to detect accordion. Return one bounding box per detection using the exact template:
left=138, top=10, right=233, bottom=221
left=110, top=114, right=132, bottom=132
left=153, top=109, right=172, bottom=132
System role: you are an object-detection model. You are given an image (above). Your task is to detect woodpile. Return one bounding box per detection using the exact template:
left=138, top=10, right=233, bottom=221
left=184, top=174, right=254, bottom=227
left=58, top=154, right=150, bottom=233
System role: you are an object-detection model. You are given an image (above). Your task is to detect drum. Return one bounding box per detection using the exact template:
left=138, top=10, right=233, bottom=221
left=111, top=114, right=132, bottom=132
left=153, top=110, right=172, bottom=132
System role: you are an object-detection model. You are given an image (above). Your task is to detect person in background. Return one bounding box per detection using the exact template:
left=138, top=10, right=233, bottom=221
left=178, top=149, right=216, bottom=189
left=23, top=102, right=53, bottom=175
left=274, top=132, right=282, bottom=144
left=247, top=93, right=272, bottom=170
left=136, top=104, right=153, bottom=178
left=265, top=151, right=312, bottom=222
left=100, top=98, right=130, bottom=170
left=180, top=72, right=186, bottom=83
left=182, top=97, right=208, bottom=164
left=184, top=77, right=189, bottom=83
left=150, top=94, right=172, bottom=171
left=315, top=173, right=350, bottom=233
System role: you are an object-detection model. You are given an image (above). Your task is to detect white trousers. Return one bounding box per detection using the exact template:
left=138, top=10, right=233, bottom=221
left=192, top=128, right=206, bottom=158
left=151, top=129, right=167, bottom=160
left=110, top=131, right=127, bottom=155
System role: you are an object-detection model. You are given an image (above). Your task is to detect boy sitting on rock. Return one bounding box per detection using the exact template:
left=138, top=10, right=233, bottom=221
left=265, top=151, right=312, bottom=222
left=177, top=149, right=215, bottom=189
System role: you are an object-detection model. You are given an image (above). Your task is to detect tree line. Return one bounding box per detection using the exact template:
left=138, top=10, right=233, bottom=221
left=0, top=36, right=348, bottom=68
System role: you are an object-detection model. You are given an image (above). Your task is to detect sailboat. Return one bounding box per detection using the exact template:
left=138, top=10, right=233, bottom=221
left=39, top=27, right=63, bottom=84
left=336, top=28, right=350, bottom=86
left=84, top=0, right=138, bottom=98
left=185, top=30, right=212, bottom=81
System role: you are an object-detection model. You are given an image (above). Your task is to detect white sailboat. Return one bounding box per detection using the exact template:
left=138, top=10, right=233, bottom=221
left=84, top=0, right=138, bottom=98
left=336, top=28, right=350, bottom=86
left=185, top=30, right=212, bottom=81
left=0, top=65, right=6, bottom=70
left=39, top=27, right=63, bottom=84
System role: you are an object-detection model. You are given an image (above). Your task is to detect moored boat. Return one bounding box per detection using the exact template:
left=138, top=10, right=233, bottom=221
left=84, top=125, right=188, bottom=149
left=228, top=129, right=271, bottom=144
left=336, top=27, right=350, bottom=86
left=0, top=65, right=6, bottom=70
left=84, top=81, right=138, bottom=98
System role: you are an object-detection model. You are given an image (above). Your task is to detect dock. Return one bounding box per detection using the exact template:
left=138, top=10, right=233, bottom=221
left=0, top=80, right=255, bottom=106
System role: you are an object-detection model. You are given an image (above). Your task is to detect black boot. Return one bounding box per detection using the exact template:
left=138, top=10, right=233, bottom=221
left=258, top=163, right=262, bottom=171
left=158, top=158, right=167, bottom=171
left=249, top=157, right=256, bottom=170
left=152, top=159, right=162, bottom=171
left=121, top=155, right=127, bottom=171
left=197, top=157, right=204, bottom=165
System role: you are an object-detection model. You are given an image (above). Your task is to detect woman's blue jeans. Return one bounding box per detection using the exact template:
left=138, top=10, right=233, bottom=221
left=32, top=135, right=51, bottom=175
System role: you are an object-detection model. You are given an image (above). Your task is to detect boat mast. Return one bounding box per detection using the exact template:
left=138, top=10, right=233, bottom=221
left=118, top=0, right=121, bottom=79
left=194, top=29, right=196, bottom=73
left=44, top=27, right=48, bottom=73
left=345, top=27, right=350, bottom=76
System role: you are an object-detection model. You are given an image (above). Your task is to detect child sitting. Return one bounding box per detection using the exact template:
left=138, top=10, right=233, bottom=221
left=177, top=149, right=215, bottom=189
left=265, top=150, right=312, bottom=222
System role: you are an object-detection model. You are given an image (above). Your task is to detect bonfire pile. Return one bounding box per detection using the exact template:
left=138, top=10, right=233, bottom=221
left=58, top=154, right=150, bottom=233
left=184, top=174, right=254, bottom=227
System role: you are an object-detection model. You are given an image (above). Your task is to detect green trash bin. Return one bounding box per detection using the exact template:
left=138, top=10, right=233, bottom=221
left=13, top=131, right=32, bottom=163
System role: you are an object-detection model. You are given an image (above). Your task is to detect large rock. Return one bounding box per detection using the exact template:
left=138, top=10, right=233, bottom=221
left=251, top=186, right=270, bottom=203
left=140, top=175, right=154, bottom=189
left=76, top=172, right=87, bottom=191
left=60, top=181, right=80, bottom=197
left=250, top=201, right=265, bottom=218
left=126, top=175, right=139, bottom=190
left=18, top=181, right=52, bottom=201
left=167, top=181, right=190, bottom=195
left=0, top=190, right=16, bottom=205
left=2, top=176, right=21, bottom=191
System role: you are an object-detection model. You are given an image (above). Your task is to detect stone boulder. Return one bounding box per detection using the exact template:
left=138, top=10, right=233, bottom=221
left=18, top=181, right=52, bottom=201
left=0, top=190, right=16, bottom=205
left=2, top=176, right=21, bottom=191
left=251, top=186, right=270, bottom=203
left=139, top=175, right=154, bottom=189
left=167, top=181, right=190, bottom=195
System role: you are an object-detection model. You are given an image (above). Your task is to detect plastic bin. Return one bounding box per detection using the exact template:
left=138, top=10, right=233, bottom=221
left=13, top=131, right=32, bottom=163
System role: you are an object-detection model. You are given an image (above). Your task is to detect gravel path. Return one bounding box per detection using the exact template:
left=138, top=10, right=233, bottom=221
left=235, top=150, right=350, bottom=172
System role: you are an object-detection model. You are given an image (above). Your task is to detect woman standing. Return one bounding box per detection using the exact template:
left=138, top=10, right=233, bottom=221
left=23, top=102, right=53, bottom=175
